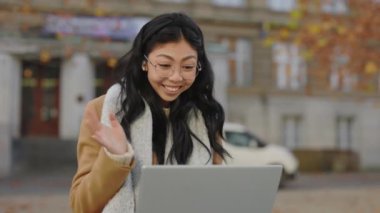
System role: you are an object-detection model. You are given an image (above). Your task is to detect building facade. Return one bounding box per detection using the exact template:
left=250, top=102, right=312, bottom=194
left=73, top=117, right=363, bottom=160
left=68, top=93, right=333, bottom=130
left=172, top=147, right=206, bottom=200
left=0, top=0, right=379, bottom=176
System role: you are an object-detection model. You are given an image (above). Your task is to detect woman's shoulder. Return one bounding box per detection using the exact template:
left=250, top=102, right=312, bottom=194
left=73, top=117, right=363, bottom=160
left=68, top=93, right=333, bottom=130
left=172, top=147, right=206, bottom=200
left=104, top=83, right=123, bottom=103
left=86, top=95, right=106, bottom=116
left=87, top=83, right=121, bottom=108
left=106, top=83, right=122, bottom=96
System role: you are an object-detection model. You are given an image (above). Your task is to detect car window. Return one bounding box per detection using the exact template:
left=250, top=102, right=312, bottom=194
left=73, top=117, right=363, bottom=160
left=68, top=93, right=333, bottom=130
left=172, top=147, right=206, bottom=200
left=225, top=131, right=255, bottom=147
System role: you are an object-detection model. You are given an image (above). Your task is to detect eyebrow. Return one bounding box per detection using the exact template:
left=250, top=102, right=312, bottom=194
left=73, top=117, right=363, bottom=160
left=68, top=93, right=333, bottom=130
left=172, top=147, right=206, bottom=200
left=156, top=54, right=197, bottom=61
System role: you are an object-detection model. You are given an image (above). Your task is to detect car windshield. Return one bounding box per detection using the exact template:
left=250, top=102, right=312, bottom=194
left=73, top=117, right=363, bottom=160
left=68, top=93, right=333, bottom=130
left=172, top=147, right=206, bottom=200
left=225, top=131, right=267, bottom=148
left=225, top=131, right=251, bottom=147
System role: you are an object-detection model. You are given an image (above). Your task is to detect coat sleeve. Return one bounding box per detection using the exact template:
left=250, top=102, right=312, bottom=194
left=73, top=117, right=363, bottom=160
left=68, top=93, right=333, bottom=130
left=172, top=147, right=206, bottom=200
left=69, top=96, right=134, bottom=213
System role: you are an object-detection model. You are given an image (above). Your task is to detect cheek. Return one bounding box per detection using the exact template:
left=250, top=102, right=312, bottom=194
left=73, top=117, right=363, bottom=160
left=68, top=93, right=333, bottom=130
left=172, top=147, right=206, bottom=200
left=147, top=71, right=161, bottom=86
left=185, top=79, right=196, bottom=89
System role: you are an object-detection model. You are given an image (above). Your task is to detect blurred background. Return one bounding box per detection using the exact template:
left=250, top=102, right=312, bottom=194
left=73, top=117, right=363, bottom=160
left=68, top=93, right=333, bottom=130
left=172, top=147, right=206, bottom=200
left=0, top=0, right=379, bottom=212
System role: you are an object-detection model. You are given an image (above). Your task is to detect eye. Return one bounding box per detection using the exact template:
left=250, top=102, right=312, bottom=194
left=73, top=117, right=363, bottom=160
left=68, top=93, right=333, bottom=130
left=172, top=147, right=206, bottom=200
left=182, top=65, right=196, bottom=72
left=158, top=64, right=172, bottom=70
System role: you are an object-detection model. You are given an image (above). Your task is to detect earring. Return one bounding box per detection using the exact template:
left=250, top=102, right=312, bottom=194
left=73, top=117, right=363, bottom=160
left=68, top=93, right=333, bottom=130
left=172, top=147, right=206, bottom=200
left=142, top=61, right=148, bottom=71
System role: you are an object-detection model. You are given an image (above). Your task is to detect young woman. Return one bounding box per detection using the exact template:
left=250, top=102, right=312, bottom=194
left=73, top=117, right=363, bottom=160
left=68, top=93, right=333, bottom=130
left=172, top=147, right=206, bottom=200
left=70, top=12, right=230, bottom=213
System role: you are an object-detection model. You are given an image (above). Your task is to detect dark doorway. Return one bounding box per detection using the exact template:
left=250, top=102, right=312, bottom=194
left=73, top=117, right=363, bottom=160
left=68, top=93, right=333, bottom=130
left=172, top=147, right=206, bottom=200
left=21, top=58, right=61, bottom=137
left=95, top=59, right=118, bottom=97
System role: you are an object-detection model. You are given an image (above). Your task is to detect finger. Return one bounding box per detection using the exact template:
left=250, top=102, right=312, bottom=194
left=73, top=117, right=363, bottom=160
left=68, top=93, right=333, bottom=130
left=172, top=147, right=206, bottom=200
left=91, top=134, right=102, bottom=145
left=85, top=105, right=102, bottom=133
left=91, top=133, right=107, bottom=147
left=109, top=113, right=120, bottom=128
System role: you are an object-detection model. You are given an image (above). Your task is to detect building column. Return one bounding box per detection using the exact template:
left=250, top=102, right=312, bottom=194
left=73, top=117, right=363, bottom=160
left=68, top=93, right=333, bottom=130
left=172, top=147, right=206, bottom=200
left=60, top=53, right=95, bottom=139
left=0, top=52, right=21, bottom=177
left=208, top=44, right=229, bottom=120
left=236, top=38, right=253, bottom=87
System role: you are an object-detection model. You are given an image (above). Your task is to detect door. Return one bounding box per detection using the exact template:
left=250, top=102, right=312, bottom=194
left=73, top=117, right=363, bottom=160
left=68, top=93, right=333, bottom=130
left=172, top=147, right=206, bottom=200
left=95, top=59, right=118, bottom=97
left=21, top=58, right=60, bottom=137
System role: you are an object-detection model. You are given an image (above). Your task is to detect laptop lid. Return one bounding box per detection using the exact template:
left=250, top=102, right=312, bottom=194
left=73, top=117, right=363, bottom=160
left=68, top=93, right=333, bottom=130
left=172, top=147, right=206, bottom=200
left=136, top=165, right=282, bottom=213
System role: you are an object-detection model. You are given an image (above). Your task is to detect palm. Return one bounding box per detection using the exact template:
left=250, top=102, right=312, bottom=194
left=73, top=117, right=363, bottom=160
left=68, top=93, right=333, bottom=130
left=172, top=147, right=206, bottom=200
left=86, top=108, right=128, bottom=154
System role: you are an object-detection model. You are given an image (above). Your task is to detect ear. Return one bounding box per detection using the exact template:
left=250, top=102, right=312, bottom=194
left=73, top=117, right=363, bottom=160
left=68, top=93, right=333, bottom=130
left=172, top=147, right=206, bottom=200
left=141, top=61, right=148, bottom=71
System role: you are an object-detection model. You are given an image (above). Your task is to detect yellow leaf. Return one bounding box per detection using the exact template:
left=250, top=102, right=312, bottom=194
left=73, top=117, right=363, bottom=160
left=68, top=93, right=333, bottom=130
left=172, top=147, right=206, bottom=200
left=287, top=20, right=299, bottom=30
left=337, top=26, right=347, bottom=35
left=308, top=24, right=321, bottom=35
left=293, top=38, right=302, bottom=45
left=20, top=5, right=31, bottom=14
left=263, top=37, right=274, bottom=47
left=279, top=28, right=290, bottom=39
left=302, top=50, right=314, bottom=60
left=40, top=50, right=51, bottom=63
left=107, top=58, right=117, bottom=68
left=263, top=22, right=271, bottom=31
left=322, top=21, right=334, bottom=31
left=23, top=68, right=33, bottom=78
left=365, top=61, right=378, bottom=74
left=290, top=10, right=302, bottom=20
left=94, top=7, right=105, bottom=17
left=317, top=38, right=328, bottom=47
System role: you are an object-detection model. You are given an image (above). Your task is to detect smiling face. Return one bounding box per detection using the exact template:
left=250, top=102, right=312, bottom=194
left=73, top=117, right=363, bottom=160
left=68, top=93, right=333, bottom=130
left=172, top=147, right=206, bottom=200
left=144, top=37, right=198, bottom=107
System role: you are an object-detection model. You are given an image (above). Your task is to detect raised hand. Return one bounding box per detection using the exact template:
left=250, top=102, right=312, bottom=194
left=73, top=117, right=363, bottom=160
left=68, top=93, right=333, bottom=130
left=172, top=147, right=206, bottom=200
left=86, top=106, right=129, bottom=155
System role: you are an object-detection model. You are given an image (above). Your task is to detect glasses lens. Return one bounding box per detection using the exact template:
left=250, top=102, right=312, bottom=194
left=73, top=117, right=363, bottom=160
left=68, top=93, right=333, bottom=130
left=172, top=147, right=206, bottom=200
left=145, top=55, right=201, bottom=80
left=155, top=64, right=197, bottom=80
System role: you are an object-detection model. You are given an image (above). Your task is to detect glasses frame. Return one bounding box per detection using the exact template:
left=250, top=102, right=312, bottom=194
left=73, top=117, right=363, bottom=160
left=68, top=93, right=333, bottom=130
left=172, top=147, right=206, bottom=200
left=144, top=55, right=202, bottom=79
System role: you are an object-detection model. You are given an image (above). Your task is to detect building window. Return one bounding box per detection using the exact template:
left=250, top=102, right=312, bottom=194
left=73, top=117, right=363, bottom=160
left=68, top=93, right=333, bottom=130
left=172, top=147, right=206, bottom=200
left=321, top=0, right=348, bottom=14
left=212, top=0, right=246, bottom=7
left=282, top=115, right=302, bottom=149
left=235, top=39, right=253, bottom=86
left=222, top=37, right=252, bottom=87
left=330, top=69, right=357, bottom=92
left=273, top=42, right=307, bottom=90
left=336, top=116, right=354, bottom=150
left=267, top=0, right=296, bottom=12
left=329, top=49, right=357, bottom=92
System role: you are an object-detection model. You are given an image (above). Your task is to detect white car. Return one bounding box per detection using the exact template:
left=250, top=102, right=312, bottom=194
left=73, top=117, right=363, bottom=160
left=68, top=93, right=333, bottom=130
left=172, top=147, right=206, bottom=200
left=223, top=122, right=299, bottom=186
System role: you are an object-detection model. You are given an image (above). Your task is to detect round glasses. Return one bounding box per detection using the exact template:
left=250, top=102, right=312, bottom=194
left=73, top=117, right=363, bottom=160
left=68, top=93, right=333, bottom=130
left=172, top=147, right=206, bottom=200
left=144, top=55, right=202, bottom=80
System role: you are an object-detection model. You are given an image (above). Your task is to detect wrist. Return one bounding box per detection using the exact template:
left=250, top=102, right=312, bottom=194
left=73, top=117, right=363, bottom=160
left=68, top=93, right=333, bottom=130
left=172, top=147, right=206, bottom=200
left=107, top=144, right=128, bottom=155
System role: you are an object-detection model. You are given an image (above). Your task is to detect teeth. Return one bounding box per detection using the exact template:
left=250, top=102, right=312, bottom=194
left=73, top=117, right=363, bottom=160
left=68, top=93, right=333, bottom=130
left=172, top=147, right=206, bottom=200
left=164, top=86, right=180, bottom=92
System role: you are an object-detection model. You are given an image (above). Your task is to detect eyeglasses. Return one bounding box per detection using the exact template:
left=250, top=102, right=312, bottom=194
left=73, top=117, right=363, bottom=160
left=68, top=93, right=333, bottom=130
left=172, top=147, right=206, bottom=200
left=144, top=55, right=202, bottom=80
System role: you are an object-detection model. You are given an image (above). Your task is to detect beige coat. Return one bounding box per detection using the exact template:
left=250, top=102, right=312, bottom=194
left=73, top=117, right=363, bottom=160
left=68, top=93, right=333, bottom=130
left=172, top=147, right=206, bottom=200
left=69, top=95, right=223, bottom=213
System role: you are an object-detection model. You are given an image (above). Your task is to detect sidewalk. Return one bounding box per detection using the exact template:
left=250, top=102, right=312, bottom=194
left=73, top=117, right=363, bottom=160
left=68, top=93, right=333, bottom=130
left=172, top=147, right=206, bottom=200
left=273, top=172, right=380, bottom=213
left=1, top=169, right=380, bottom=213
left=0, top=168, right=74, bottom=213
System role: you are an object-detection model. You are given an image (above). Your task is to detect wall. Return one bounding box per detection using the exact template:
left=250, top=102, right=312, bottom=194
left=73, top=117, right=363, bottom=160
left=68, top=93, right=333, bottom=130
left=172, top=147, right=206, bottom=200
left=0, top=53, right=21, bottom=177
left=60, top=53, right=95, bottom=139
left=228, top=94, right=380, bottom=169
left=208, top=45, right=229, bottom=118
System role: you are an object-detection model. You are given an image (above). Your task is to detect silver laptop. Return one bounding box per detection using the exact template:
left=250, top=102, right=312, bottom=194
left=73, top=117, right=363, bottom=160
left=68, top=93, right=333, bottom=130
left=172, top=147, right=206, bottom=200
left=136, top=165, right=282, bottom=213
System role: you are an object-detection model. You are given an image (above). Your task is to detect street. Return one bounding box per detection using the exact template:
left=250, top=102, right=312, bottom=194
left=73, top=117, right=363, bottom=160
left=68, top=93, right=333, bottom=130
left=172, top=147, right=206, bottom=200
left=0, top=168, right=380, bottom=213
left=273, top=172, right=380, bottom=213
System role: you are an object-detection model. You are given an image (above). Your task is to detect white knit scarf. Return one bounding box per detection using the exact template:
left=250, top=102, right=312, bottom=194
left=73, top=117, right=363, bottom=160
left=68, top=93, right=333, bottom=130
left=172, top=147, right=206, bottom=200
left=100, top=84, right=212, bottom=213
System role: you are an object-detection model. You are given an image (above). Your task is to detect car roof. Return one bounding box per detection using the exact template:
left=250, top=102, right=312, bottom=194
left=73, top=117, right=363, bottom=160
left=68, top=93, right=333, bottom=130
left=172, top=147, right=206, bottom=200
left=223, top=122, right=248, bottom=133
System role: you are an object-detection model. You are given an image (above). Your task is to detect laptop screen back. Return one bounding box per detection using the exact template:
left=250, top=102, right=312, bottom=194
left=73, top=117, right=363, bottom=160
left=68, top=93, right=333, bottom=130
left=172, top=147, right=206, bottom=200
left=136, top=165, right=282, bottom=213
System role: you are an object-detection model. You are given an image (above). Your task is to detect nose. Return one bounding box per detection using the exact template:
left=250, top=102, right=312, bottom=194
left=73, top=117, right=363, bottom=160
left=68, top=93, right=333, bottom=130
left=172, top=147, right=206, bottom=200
left=168, top=66, right=184, bottom=81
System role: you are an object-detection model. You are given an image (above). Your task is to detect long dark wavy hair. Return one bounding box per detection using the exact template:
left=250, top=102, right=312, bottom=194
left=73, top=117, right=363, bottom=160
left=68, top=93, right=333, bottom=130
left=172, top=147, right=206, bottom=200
left=115, top=12, right=229, bottom=164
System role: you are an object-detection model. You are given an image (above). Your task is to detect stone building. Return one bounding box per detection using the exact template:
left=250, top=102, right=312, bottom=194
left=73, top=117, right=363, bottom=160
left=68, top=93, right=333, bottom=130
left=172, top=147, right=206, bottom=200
left=0, top=0, right=379, bottom=176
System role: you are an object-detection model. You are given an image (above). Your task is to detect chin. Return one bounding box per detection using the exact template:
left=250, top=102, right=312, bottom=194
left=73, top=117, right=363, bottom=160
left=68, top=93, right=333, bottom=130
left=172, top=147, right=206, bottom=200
left=160, top=94, right=180, bottom=105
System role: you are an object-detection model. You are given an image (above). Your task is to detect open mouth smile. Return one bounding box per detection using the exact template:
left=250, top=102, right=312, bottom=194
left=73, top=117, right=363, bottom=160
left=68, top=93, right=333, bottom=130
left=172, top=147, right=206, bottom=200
left=163, top=85, right=181, bottom=93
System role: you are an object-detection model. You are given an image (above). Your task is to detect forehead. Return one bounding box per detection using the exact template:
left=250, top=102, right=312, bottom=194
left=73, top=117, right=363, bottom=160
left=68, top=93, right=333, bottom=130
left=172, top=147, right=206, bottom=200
left=149, top=38, right=197, bottom=59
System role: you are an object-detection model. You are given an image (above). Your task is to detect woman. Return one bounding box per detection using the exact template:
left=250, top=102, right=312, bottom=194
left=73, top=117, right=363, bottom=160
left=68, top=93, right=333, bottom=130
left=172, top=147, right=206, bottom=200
left=70, top=12, right=230, bottom=213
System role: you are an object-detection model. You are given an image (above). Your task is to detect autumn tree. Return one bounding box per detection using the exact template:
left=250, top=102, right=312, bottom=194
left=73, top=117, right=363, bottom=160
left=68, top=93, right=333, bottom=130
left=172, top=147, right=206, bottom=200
left=269, top=0, right=380, bottom=93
